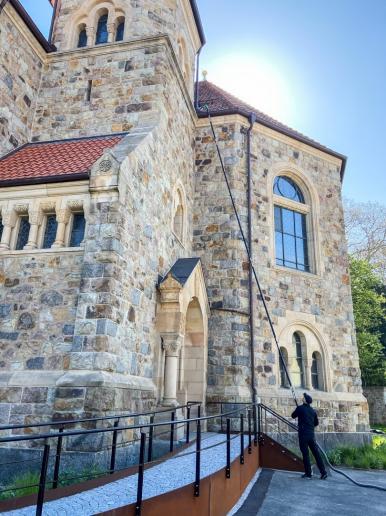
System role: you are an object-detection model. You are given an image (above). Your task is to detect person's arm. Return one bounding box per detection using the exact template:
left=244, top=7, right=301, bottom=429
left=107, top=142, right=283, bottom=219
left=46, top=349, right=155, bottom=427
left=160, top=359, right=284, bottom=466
left=314, top=412, right=319, bottom=427
left=291, top=407, right=299, bottom=419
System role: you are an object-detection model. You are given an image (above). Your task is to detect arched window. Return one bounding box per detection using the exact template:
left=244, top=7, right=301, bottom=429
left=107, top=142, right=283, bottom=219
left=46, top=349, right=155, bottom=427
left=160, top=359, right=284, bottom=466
left=70, top=212, right=86, bottom=247
left=42, top=214, right=58, bottom=249
left=115, top=18, right=125, bottom=41
left=95, top=14, right=108, bottom=45
left=311, top=352, right=323, bottom=390
left=274, top=175, right=310, bottom=272
left=292, top=332, right=305, bottom=388
left=173, top=189, right=185, bottom=243
left=279, top=347, right=289, bottom=388
left=77, top=24, right=87, bottom=48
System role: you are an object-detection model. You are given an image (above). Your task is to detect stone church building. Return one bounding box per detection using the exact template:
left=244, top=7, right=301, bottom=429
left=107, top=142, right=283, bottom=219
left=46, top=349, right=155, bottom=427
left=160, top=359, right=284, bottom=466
left=0, top=0, right=368, bottom=432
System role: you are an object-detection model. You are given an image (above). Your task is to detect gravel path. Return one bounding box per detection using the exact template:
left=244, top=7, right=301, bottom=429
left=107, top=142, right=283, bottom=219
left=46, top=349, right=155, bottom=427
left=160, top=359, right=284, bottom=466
left=4, top=433, right=244, bottom=516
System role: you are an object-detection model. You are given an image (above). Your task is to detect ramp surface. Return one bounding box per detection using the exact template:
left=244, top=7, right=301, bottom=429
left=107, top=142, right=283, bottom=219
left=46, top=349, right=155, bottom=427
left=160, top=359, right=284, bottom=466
left=235, top=468, right=386, bottom=515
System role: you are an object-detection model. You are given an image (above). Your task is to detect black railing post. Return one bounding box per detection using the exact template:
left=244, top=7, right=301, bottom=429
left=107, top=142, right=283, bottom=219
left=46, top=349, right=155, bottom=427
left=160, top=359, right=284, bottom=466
left=197, top=404, right=201, bottom=419
left=148, top=414, right=154, bottom=463
left=186, top=406, right=191, bottom=444
left=240, top=413, right=245, bottom=465
left=52, top=427, right=63, bottom=489
left=225, top=418, right=231, bottom=478
left=247, top=410, right=252, bottom=454
left=194, top=419, right=201, bottom=497
left=257, top=404, right=261, bottom=441
left=110, top=420, right=119, bottom=474
left=170, top=411, right=175, bottom=453
left=135, top=432, right=146, bottom=516
left=254, top=404, right=258, bottom=445
left=36, top=444, right=50, bottom=516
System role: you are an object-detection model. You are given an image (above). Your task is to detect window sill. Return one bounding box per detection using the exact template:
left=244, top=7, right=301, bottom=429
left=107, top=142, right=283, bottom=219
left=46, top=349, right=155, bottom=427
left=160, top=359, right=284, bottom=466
left=0, top=247, right=84, bottom=257
left=272, top=264, right=320, bottom=279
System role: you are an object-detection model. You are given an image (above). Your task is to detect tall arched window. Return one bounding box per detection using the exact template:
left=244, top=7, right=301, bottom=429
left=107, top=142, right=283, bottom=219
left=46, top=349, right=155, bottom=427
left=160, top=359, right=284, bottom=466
left=95, top=14, right=108, bottom=44
left=274, top=176, right=310, bottom=272
left=292, top=332, right=305, bottom=388
left=279, top=347, right=289, bottom=388
left=77, top=24, right=87, bottom=48
left=115, top=18, right=125, bottom=41
left=311, top=351, right=323, bottom=390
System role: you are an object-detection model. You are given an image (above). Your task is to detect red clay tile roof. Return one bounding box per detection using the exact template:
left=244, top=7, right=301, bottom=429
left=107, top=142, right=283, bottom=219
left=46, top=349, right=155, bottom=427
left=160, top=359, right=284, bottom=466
left=0, top=134, right=126, bottom=186
left=197, top=81, right=346, bottom=176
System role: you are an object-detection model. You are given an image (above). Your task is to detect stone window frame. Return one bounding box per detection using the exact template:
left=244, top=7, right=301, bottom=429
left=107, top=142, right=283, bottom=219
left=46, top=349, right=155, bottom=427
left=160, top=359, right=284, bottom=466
left=0, top=197, right=88, bottom=253
left=277, top=322, right=329, bottom=393
left=268, top=164, right=322, bottom=277
left=68, top=0, right=128, bottom=50
left=171, top=181, right=187, bottom=247
left=66, top=201, right=88, bottom=248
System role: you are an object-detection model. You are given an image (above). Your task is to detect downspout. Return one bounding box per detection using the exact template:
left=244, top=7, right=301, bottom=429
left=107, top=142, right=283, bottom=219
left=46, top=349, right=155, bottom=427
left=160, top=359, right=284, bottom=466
left=194, top=47, right=202, bottom=110
left=247, top=112, right=257, bottom=406
left=48, top=0, right=58, bottom=44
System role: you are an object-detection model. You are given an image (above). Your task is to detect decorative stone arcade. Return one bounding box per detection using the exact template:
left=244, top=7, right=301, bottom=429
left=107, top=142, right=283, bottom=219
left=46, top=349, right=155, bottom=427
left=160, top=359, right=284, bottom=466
left=157, top=259, right=209, bottom=407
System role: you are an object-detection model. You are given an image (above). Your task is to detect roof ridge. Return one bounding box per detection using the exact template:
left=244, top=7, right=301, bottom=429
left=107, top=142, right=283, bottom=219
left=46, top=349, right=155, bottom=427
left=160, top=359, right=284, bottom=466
left=195, top=80, right=347, bottom=178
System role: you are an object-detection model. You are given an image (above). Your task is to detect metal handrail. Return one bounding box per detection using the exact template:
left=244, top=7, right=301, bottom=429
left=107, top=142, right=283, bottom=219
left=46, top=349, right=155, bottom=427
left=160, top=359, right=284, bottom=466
left=0, top=403, right=254, bottom=444
left=0, top=402, right=258, bottom=515
left=0, top=401, right=202, bottom=432
left=259, top=403, right=298, bottom=432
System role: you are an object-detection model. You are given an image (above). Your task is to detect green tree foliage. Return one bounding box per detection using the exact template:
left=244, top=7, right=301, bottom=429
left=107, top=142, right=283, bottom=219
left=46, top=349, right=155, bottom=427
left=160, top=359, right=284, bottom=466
left=350, top=258, right=386, bottom=386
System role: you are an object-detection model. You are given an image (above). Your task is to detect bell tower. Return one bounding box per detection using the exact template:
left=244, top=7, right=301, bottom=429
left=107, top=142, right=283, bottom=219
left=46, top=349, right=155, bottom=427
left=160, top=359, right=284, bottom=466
left=50, top=0, right=204, bottom=93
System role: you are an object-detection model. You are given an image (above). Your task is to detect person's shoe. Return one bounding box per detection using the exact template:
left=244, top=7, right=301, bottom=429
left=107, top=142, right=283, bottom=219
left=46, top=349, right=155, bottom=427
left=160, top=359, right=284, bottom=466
left=320, top=473, right=328, bottom=480
left=302, top=474, right=312, bottom=479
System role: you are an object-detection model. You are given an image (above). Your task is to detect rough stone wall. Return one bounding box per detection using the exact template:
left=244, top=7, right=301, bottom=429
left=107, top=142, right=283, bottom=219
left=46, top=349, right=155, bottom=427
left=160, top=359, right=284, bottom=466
left=194, top=122, right=251, bottom=401
left=0, top=4, right=44, bottom=157
left=363, top=387, right=386, bottom=426
left=0, top=41, right=196, bottom=426
left=193, top=119, right=369, bottom=432
left=51, top=0, right=197, bottom=74
left=0, top=250, right=83, bottom=425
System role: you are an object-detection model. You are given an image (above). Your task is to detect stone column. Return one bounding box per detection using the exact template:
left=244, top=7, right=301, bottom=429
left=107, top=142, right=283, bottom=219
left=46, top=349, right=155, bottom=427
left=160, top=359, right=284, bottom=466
left=162, top=334, right=184, bottom=406
left=24, top=211, right=42, bottom=250
left=107, top=23, right=115, bottom=43
left=305, top=360, right=312, bottom=390
left=0, top=210, right=16, bottom=250
left=52, top=209, right=70, bottom=248
left=86, top=26, right=95, bottom=46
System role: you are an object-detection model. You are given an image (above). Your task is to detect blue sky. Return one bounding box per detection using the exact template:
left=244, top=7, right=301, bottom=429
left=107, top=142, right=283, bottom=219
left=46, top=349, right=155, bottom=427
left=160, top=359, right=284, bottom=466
left=20, top=0, right=386, bottom=203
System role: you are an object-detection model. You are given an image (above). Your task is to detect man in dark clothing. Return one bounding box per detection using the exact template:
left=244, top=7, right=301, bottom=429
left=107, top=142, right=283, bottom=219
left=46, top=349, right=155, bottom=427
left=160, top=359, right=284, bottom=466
left=291, top=393, right=327, bottom=479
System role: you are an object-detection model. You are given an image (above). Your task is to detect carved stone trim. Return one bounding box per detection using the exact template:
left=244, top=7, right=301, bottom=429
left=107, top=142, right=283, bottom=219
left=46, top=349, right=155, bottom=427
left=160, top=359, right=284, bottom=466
left=162, top=334, right=184, bottom=357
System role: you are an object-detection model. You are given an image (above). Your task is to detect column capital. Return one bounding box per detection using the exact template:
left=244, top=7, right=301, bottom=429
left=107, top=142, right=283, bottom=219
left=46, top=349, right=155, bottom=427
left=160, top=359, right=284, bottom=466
left=162, top=334, right=184, bottom=357
left=56, top=208, right=71, bottom=224
left=28, top=210, right=43, bottom=225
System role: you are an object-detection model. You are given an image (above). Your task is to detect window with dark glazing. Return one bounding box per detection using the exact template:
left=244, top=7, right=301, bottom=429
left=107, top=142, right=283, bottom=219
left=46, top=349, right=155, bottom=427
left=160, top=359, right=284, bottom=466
left=311, top=352, right=320, bottom=390
left=274, top=176, right=305, bottom=203
left=115, top=21, right=125, bottom=42
left=293, top=332, right=305, bottom=388
left=70, top=213, right=86, bottom=247
left=42, top=215, right=58, bottom=249
left=95, top=14, right=108, bottom=44
left=275, top=205, right=309, bottom=271
left=15, top=217, right=30, bottom=250
left=77, top=28, right=87, bottom=48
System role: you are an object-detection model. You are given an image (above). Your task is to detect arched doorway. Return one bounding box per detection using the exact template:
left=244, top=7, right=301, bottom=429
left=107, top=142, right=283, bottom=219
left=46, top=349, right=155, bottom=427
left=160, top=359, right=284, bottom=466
left=156, top=258, right=209, bottom=408
left=177, top=298, right=206, bottom=405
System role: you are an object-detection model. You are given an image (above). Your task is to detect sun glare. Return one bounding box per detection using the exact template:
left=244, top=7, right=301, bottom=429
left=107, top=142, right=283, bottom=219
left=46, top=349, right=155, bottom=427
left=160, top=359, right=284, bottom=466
left=204, top=53, right=294, bottom=124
